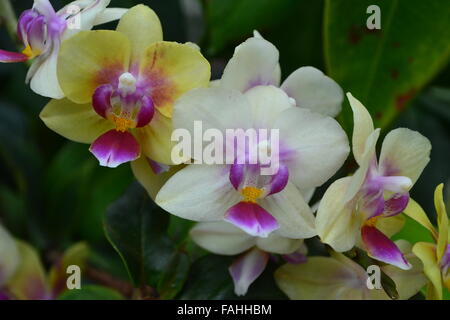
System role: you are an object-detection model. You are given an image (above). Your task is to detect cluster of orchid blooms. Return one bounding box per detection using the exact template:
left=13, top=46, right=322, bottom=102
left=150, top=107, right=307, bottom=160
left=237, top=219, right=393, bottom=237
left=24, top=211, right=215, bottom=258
left=0, top=0, right=449, bottom=300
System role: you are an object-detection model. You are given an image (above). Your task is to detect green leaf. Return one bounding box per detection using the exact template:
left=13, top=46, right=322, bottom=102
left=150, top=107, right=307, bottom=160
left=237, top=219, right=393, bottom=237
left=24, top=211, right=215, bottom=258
left=324, top=0, right=450, bottom=131
left=392, top=215, right=435, bottom=244
left=104, top=183, right=189, bottom=298
left=177, top=254, right=287, bottom=300
left=58, top=285, right=124, bottom=300
left=203, top=0, right=299, bottom=55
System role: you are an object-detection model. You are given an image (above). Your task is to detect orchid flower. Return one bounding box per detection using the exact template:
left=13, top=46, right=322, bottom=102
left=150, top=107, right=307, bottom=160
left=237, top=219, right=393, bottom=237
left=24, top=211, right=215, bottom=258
left=156, top=85, right=349, bottom=239
left=40, top=5, right=210, bottom=168
left=403, top=184, right=450, bottom=300
left=191, top=214, right=309, bottom=296
left=1, top=239, right=89, bottom=300
left=215, top=31, right=344, bottom=117
left=275, top=240, right=427, bottom=300
left=0, top=0, right=127, bottom=99
left=316, top=93, right=431, bottom=270
left=0, top=224, right=20, bottom=296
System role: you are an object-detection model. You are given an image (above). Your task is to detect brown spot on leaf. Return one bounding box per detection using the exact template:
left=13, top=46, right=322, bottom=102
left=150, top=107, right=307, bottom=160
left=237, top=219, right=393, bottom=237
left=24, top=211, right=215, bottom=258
left=348, top=25, right=382, bottom=45
left=390, top=69, right=399, bottom=80
left=395, top=88, right=417, bottom=111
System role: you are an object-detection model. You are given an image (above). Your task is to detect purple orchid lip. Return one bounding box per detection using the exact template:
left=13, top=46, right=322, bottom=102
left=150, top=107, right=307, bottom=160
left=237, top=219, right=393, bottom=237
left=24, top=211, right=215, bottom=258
left=361, top=225, right=412, bottom=270
left=90, top=129, right=140, bottom=168
left=225, top=201, right=279, bottom=237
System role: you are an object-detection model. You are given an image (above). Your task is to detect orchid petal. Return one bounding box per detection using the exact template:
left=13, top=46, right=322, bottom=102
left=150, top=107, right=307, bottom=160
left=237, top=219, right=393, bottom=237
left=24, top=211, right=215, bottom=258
left=58, top=30, right=130, bottom=104
left=6, top=241, right=50, bottom=300
left=256, top=234, right=303, bottom=255
left=347, top=93, right=375, bottom=165
left=131, top=156, right=182, bottom=200
left=281, top=67, right=343, bottom=117
left=156, top=164, right=241, bottom=221
left=221, top=36, right=279, bottom=92
left=434, top=184, right=449, bottom=262
left=190, top=221, right=255, bottom=255
left=92, top=7, right=127, bottom=25
left=403, top=198, right=438, bottom=239
left=275, top=255, right=370, bottom=300
left=379, top=128, right=431, bottom=185
left=244, top=85, right=293, bottom=128
left=135, top=110, right=175, bottom=165
left=316, top=177, right=365, bottom=252
left=412, top=242, right=442, bottom=300
left=344, top=129, right=380, bottom=202
left=266, top=163, right=289, bottom=196
left=0, top=224, right=20, bottom=286
left=229, top=162, right=244, bottom=190
left=375, top=214, right=405, bottom=238
left=29, top=45, right=64, bottom=99
left=0, top=50, right=29, bottom=63
left=40, top=98, right=113, bottom=144
left=173, top=87, right=252, bottom=135
left=225, top=201, right=279, bottom=238
left=273, top=107, right=349, bottom=190
left=381, top=240, right=428, bottom=300
left=229, top=248, right=269, bottom=296
left=92, top=84, right=113, bottom=118
left=361, top=225, right=411, bottom=270
left=116, top=5, right=162, bottom=60
left=33, top=0, right=55, bottom=17
left=90, top=129, right=140, bottom=167
left=383, top=193, right=410, bottom=217
left=139, top=41, right=210, bottom=117
left=259, top=182, right=316, bottom=239
left=135, top=96, right=155, bottom=127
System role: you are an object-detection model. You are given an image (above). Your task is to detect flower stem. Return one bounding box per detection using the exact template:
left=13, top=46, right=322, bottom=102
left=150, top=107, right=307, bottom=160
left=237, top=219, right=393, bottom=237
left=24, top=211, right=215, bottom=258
left=0, top=0, right=18, bottom=41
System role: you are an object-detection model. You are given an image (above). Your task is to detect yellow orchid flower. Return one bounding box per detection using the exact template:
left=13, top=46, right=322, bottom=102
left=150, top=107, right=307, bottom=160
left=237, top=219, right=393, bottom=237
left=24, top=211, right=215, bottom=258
left=403, top=183, right=450, bottom=300
left=274, top=240, right=427, bottom=300
left=40, top=5, right=210, bottom=169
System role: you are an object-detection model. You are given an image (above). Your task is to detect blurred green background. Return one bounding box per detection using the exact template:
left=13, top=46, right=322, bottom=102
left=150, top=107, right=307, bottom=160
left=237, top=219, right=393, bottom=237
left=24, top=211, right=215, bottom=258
left=0, top=0, right=449, bottom=299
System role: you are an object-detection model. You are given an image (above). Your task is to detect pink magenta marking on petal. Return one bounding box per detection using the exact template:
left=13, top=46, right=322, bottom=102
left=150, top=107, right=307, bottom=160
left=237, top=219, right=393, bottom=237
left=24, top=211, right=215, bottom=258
left=267, top=163, right=289, bottom=196
left=282, top=251, right=308, bottom=264
left=229, top=248, right=270, bottom=296
left=26, top=15, right=46, bottom=50
left=146, top=157, right=170, bottom=175
left=136, top=96, right=155, bottom=127
left=225, top=201, right=279, bottom=237
left=90, top=129, right=140, bottom=168
left=0, top=49, right=29, bottom=63
left=229, top=162, right=244, bottom=190
left=17, top=9, right=38, bottom=42
left=441, top=244, right=450, bottom=274
left=92, top=84, right=114, bottom=118
left=361, top=188, right=385, bottom=220
left=383, top=192, right=409, bottom=217
left=361, top=225, right=412, bottom=270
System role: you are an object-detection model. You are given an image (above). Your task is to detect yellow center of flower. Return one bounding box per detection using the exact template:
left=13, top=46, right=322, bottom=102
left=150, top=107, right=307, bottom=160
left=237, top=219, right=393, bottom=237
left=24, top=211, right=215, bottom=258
left=365, top=216, right=379, bottom=227
left=22, top=45, right=40, bottom=59
left=111, top=115, right=134, bottom=132
left=240, top=186, right=263, bottom=203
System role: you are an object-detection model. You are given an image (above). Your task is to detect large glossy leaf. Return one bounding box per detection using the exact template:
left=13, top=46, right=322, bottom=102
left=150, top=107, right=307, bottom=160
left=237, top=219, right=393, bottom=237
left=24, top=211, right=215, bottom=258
left=104, top=183, right=189, bottom=297
left=202, top=0, right=299, bottom=55
left=325, top=0, right=450, bottom=131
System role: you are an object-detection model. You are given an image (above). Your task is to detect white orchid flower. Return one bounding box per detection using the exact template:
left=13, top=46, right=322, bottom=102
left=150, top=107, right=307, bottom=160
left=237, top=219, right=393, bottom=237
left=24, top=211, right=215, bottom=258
left=0, top=0, right=127, bottom=98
